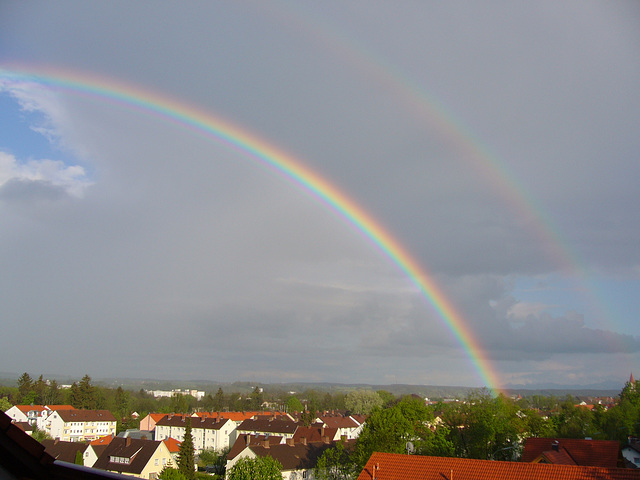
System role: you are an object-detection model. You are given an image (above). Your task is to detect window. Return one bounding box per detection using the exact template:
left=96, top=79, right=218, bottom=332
left=155, top=458, right=159, bottom=466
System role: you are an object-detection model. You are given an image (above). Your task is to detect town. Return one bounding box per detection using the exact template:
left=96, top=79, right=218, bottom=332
left=3, top=373, right=640, bottom=480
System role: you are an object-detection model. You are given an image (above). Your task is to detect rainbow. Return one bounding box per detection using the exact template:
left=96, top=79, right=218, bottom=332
left=277, top=4, right=613, bottom=324
left=0, top=65, right=503, bottom=393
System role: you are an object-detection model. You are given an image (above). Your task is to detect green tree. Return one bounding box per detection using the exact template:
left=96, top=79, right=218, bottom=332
left=68, top=382, right=82, bottom=408
left=171, top=394, right=189, bottom=414
left=31, top=426, right=52, bottom=442
left=43, top=380, right=62, bottom=405
left=159, top=467, right=187, bottom=480
left=75, top=450, right=84, bottom=465
left=376, top=390, right=395, bottom=407
left=315, top=439, right=357, bottom=480
left=227, top=456, right=283, bottom=480
left=250, top=387, right=264, bottom=410
left=0, top=397, right=12, bottom=412
left=17, top=372, right=33, bottom=404
left=115, top=386, right=130, bottom=418
left=33, top=376, right=47, bottom=405
left=353, top=397, right=452, bottom=470
left=285, top=396, right=304, bottom=413
left=78, top=375, right=97, bottom=409
left=177, top=417, right=195, bottom=480
left=213, top=388, right=225, bottom=411
left=345, top=390, right=383, bottom=415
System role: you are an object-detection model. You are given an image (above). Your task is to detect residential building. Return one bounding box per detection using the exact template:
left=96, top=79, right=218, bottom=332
left=47, top=409, right=117, bottom=442
left=4, top=405, right=75, bottom=429
left=93, top=436, right=173, bottom=479
left=154, top=414, right=236, bottom=454
left=139, top=413, right=166, bottom=438
left=357, top=452, right=640, bottom=480
left=0, top=410, right=129, bottom=480
left=236, top=417, right=298, bottom=440
left=318, top=415, right=364, bottom=440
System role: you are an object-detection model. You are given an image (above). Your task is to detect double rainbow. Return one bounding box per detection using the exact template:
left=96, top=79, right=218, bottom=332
left=0, top=66, right=502, bottom=393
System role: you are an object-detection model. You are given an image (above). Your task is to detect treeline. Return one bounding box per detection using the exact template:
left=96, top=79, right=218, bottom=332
left=315, top=381, right=640, bottom=479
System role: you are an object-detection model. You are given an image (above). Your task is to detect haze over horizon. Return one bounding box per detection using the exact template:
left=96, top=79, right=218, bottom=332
left=1, top=2, right=639, bottom=389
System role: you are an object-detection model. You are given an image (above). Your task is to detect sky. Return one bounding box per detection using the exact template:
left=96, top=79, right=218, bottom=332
left=1, top=1, right=639, bottom=390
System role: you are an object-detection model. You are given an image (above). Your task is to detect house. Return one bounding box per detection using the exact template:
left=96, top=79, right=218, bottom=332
left=226, top=438, right=339, bottom=480
left=47, top=409, right=117, bottom=442
left=154, top=414, right=236, bottom=454
left=318, top=415, right=364, bottom=440
left=41, top=439, right=88, bottom=464
left=0, top=410, right=128, bottom=479
left=162, top=437, right=181, bottom=465
left=621, top=442, right=640, bottom=468
left=236, top=417, right=298, bottom=440
left=521, top=437, right=622, bottom=467
left=85, top=435, right=115, bottom=468
left=4, top=404, right=75, bottom=429
left=93, top=436, right=173, bottom=479
left=138, top=413, right=166, bottom=437
left=357, top=452, right=640, bottom=480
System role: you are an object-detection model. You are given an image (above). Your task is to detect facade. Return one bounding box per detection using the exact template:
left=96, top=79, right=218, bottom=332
left=47, top=409, right=117, bottom=442
left=154, top=414, right=236, bottom=454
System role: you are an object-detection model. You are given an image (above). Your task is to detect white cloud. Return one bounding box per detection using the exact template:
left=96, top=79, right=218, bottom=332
left=0, top=151, right=92, bottom=199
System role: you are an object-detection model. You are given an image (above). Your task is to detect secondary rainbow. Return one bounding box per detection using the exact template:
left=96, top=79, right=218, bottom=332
left=0, top=65, right=503, bottom=393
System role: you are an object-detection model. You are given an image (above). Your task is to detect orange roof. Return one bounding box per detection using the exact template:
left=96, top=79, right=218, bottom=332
left=14, top=405, right=75, bottom=414
left=90, top=435, right=114, bottom=446
left=163, top=437, right=182, bottom=453
left=358, top=452, right=640, bottom=480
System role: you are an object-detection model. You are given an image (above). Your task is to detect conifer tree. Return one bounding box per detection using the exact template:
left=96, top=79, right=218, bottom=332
left=177, top=416, right=195, bottom=480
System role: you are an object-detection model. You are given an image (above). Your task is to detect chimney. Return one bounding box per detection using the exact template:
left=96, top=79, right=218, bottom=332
left=552, top=440, right=560, bottom=451
left=322, top=436, right=330, bottom=444
left=245, top=435, right=250, bottom=447
left=126, top=437, right=132, bottom=447
left=286, top=438, right=294, bottom=446
left=300, top=437, right=307, bottom=446
left=263, top=439, right=270, bottom=449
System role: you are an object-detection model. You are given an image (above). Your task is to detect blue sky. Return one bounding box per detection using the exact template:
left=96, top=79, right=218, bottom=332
left=1, top=1, right=639, bottom=389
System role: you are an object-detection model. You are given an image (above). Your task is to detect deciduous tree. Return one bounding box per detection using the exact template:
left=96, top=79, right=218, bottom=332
left=227, top=456, right=283, bottom=480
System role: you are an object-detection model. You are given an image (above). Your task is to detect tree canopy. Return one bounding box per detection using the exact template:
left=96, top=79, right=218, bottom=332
left=227, top=456, right=283, bottom=480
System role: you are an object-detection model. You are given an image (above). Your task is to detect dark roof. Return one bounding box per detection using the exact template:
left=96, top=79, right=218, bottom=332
left=227, top=434, right=283, bottom=461
left=357, top=452, right=640, bottom=480
left=293, top=426, right=339, bottom=443
left=56, top=410, right=117, bottom=423
left=521, top=438, right=621, bottom=467
left=248, top=441, right=336, bottom=471
left=41, top=439, right=88, bottom=463
left=93, top=437, right=162, bottom=475
left=156, top=414, right=227, bottom=430
left=237, top=417, right=298, bottom=435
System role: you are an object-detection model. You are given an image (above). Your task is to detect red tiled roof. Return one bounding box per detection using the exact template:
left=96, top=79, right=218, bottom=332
left=227, top=434, right=284, bottom=461
left=91, top=435, right=114, bottom=446
left=163, top=437, right=182, bottom=453
left=358, top=452, right=640, bottom=480
left=522, top=438, right=621, bottom=467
